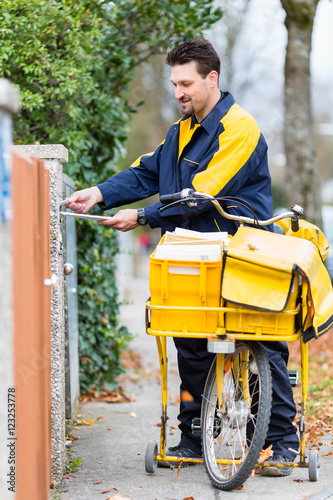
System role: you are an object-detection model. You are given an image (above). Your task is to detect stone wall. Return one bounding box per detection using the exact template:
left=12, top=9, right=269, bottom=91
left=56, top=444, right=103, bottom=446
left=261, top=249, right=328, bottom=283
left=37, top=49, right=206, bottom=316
left=14, top=144, right=69, bottom=485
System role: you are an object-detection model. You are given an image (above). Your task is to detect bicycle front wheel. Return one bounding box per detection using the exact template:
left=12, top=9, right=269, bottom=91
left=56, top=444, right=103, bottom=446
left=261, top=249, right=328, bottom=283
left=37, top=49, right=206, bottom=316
left=202, top=340, right=272, bottom=491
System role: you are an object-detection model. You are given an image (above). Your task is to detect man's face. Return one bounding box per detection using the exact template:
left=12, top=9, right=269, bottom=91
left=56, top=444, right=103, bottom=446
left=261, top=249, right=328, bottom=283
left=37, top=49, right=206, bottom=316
left=170, top=61, right=217, bottom=121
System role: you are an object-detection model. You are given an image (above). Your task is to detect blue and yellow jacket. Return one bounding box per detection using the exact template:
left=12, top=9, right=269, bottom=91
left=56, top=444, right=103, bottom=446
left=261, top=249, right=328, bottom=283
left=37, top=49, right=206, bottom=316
left=97, top=92, right=273, bottom=235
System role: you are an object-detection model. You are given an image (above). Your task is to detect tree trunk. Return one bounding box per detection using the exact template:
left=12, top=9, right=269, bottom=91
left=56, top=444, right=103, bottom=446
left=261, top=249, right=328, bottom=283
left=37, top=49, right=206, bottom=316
left=281, top=0, right=322, bottom=226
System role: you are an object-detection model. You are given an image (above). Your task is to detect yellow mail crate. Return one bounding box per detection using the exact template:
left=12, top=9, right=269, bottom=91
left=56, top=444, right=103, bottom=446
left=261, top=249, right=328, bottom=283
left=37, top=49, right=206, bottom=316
left=149, top=241, right=222, bottom=333
left=225, top=281, right=299, bottom=336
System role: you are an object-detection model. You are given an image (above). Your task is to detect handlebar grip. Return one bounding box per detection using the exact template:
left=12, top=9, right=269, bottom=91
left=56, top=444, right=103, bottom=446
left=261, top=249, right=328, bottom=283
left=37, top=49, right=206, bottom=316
left=160, top=192, right=183, bottom=204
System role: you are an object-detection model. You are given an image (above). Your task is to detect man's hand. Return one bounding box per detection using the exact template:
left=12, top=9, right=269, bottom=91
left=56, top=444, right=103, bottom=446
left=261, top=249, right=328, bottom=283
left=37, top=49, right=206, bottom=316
left=98, top=209, right=139, bottom=232
left=66, top=186, right=103, bottom=214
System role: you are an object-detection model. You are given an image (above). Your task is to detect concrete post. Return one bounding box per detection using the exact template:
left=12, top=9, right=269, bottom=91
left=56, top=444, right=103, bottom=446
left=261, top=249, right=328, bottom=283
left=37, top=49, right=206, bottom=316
left=0, top=79, right=19, bottom=499
left=14, top=144, right=69, bottom=485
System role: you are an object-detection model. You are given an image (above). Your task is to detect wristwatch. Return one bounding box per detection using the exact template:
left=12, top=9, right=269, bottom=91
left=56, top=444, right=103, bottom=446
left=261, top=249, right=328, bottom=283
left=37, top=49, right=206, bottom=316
left=137, top=208, right=148, bottom=226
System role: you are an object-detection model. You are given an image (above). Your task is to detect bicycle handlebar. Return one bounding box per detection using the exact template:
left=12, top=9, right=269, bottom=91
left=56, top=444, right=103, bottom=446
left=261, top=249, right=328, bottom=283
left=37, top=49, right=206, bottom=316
left=160, top=188, right=193, bottom=205
left=159, top=189, right=304, bottom=231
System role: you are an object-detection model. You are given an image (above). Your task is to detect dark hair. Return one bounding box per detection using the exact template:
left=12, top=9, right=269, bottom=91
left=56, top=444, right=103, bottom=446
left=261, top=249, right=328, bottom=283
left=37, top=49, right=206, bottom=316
left=166, top=37, right=220, bottom=78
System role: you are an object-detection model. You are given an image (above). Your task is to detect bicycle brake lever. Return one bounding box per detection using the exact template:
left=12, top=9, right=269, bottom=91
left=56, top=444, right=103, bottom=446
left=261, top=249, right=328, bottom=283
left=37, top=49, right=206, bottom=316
left=159, top=199, right=190, bottom=212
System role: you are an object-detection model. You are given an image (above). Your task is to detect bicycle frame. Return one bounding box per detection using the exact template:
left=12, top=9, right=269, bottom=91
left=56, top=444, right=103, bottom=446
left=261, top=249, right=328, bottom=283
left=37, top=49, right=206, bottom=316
left=145, top=190, right=315, bottom=483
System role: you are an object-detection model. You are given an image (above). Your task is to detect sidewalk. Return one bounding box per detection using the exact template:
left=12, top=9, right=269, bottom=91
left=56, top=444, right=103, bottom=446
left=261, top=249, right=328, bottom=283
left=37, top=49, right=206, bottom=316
left=57, top=254, right=333, bottom=500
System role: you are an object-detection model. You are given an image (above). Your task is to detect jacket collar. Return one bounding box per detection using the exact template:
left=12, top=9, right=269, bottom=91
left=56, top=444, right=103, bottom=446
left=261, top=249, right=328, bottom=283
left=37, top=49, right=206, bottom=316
left=185, top=91, right=235, bottom=133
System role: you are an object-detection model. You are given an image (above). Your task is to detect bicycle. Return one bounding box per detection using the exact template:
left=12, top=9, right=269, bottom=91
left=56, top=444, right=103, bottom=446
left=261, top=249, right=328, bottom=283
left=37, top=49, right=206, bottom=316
left=144, top=188, right=332, bottom=491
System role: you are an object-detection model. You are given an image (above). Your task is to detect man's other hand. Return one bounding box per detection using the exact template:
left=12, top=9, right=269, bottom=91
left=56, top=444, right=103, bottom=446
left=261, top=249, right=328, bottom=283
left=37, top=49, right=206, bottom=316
left=66, top=186, right=103, bottom=214
left=98, top=209, right=139, bottom=232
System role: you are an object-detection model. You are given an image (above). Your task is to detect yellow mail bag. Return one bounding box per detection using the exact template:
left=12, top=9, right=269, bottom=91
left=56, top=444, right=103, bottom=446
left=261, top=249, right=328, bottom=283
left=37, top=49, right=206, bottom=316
left=221, top=226, right=333, bottom=341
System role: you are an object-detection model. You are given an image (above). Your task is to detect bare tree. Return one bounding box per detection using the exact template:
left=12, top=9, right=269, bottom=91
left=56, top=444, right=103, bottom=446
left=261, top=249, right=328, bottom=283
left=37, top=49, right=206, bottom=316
left=281, top=0, right=322, bottom=226
left=210, top=0, right=252, bottom=95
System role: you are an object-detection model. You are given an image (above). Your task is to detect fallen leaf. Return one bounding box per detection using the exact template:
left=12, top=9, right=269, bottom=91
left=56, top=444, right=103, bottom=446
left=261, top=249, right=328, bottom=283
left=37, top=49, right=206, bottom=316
left=247, top=243, right=259, bottom=251
left=75, top=419, right=94, bottom=426
left=294, top=479, right=303, bottom=483
left=183, top=497, right=195, bottom=500
left=66, top=434, right=80, bottom=441
left=177, top=459, right=184, bottom=477
left=80, top=387, right=135, bottom=404
left=319, top=450, right=333, bottom=457
left=110, top=494, right=131, bottom=500
left=181, top=390, right=194, bottom=402
left=93, top=481, right=102, bottom=484
left=101, top=487, right=117, bottom=494
left=257, top=445, right=273, bottom=464
left=107, top=427, right=112, bottom=431
left=250, top=464, right=260, bottom=477
left=63, top=474, right=70, bottom=479
left=97, top=416, right=108, bottom=421
left=237, top=484, right=244, bottom=490
left=120, top=350, right=143, bottom=371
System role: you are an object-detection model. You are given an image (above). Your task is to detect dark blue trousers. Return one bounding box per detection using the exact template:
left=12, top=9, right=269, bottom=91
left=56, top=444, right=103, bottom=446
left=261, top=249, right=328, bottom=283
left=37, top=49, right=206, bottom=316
left=173, top=337, right=299, bottom=460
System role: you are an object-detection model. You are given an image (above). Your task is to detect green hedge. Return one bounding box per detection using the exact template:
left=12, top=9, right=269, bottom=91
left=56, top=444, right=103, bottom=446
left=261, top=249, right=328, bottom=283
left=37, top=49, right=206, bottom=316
left=0, top=0, right=222, bottom=391
left=76, top=218, right=133, bottom=393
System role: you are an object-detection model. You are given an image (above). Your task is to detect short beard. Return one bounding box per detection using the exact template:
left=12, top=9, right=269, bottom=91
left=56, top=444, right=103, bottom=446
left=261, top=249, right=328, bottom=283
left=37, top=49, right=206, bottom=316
left=180, top=102, right=195, bottom=115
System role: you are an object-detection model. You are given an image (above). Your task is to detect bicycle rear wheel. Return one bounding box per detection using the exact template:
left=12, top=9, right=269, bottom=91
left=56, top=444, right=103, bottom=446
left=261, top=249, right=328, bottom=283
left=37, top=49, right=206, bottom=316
left=202, top=340, right=272, bottom=491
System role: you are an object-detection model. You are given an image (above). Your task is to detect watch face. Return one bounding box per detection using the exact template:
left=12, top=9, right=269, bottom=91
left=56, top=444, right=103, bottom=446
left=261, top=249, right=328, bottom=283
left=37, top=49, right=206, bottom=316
left=138, top=216, right=147, bottom=226
left=137, top=208, right=147, bottom=225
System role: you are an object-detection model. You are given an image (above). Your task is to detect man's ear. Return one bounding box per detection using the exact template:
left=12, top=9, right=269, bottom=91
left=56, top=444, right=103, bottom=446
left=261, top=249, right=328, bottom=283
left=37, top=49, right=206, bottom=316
left=208, top=70, right=219, bottom=88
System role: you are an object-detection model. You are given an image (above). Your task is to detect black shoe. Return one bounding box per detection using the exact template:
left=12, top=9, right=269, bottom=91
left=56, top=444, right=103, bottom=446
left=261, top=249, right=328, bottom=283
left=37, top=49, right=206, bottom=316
left=157, top=445, right=201, bottom=468
left=261, top=453, right=294, bottom=477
